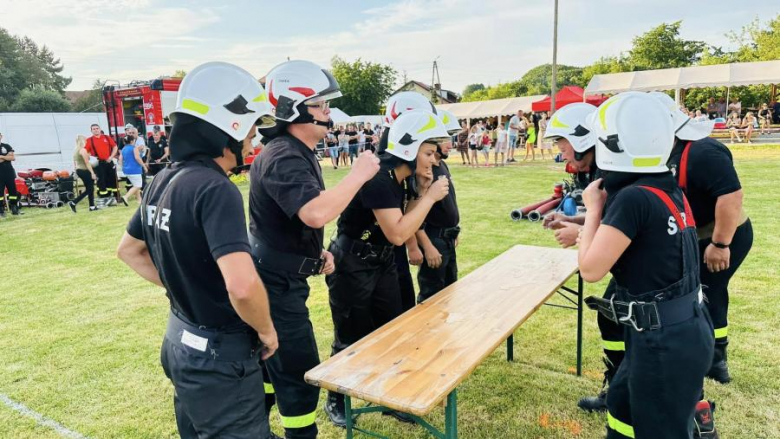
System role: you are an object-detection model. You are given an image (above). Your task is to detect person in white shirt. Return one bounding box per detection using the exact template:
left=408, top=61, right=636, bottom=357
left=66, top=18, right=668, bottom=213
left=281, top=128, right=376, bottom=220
left=507, top=111, right=522, bottom=163
left=494, top=124, right=508, bottom=166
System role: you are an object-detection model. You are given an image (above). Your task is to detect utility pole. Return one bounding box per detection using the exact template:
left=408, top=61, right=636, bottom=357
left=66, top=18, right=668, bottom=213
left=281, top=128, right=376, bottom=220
left=550, top=0, right=559, bottom=113
left=431, top=56, right=441, bottom=103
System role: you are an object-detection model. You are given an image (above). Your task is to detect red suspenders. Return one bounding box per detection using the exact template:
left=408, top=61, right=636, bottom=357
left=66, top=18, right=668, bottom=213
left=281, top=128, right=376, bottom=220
left=638, top=185, right=696, bottom=230
left=677, top=141, right=693, bottom=191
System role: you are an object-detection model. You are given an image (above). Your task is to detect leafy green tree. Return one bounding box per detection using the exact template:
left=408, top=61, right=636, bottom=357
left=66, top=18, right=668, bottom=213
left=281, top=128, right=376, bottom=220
left=10, top=89, right=71, bottom=112
left=330, top=56, right=397, bottom=116
left=0, top=26, right=72, bottom=111
left=462, top=83, right=485, bottom=98
left=629, top=21, right=707, bottom=69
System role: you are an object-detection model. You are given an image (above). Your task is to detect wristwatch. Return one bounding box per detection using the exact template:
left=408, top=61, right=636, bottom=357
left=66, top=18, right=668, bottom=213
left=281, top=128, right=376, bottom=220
left=711, top=241, right=730, bottom=249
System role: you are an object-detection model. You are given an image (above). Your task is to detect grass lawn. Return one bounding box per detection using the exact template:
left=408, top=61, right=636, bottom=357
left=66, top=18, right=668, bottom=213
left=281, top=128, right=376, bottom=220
left=1, top=145, right=779, bottom=438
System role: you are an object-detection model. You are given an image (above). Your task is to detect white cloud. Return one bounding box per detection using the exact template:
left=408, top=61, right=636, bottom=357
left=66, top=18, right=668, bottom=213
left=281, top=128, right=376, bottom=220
left=1, top=0, right=774, bottom=94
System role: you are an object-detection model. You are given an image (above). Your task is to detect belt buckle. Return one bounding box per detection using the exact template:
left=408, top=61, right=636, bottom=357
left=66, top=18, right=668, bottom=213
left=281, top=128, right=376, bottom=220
left=619, top=301, right=645, bottom=332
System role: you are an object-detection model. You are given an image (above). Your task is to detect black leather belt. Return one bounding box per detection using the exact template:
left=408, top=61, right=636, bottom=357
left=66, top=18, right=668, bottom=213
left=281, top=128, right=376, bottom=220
left=585, top=289, right=702, bottom=332
left=249, top=235, right=323, bottom=276
left=424, top=225, right=460, bottom=240
left=166, top=310, right=259, bottom=361
left=335, top=235, right=394, bottom=261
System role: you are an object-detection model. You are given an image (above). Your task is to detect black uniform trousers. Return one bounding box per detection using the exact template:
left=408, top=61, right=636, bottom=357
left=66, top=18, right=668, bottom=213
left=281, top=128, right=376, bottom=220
left=417, top=235, right=458, bottom=303
left=606, top=197, right=713, bottom=439
left=161, top=311, right=272, bottom=439
left=95, top=160, right=118, bottom=198
left=255, top=265, right=320, bottom=439
left=72, top=169, right=95, bottom=207
left=699, top=219, right=753, bottom=349
left=0, top=167, right=18, bottom=212
left=394, top=245, right=416, bottom=311
left=327, top=240, right=403, bottom=356
left=598, top=279, right=626, bottom=375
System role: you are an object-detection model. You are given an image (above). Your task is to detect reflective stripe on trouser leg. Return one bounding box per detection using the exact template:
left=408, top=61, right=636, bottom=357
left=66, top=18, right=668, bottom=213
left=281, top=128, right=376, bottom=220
left=713, top=326, right=728, bottom=340
left=602, top=339, right=625, bottom=352
left=280, top=411, right=317, bottom=429
left=257, top=266, right=320, bottom=439
left=607, top=412, right=635, bottom=438
left=264, top=382, right=275, bottom=394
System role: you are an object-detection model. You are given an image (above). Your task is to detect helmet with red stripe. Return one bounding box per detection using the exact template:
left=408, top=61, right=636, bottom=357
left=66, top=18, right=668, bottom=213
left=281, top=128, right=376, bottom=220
left=265, top=60, right=342, bottom=124
left=383, top=91, right=437, bottom=127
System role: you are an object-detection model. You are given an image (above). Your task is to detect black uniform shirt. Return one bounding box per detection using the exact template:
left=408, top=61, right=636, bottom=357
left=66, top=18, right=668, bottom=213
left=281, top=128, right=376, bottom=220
left=127, top=156, right=251, bottom=329
left=0, top=143, right=14, bottom=171
left=346, top=130, right=358, bottom=145
left=424, top=161, right=459, bottom=228
left=249, top=134, right=325, bottom=259
left=668, top=138, right=741, bottom=226
left=337, top=162, right=404, bottom=246
left=147, top=136, right=168, bottom=161
left=601, top=174, right=687, bottom=294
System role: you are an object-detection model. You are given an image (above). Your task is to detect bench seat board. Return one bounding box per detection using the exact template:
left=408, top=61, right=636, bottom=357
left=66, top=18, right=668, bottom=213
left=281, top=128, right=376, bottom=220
left=305, top=244, right=579, bottom=416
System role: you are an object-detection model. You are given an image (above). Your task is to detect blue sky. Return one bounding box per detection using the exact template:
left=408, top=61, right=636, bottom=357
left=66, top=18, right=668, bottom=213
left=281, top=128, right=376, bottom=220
left=2, top=0, right=778, bottom=93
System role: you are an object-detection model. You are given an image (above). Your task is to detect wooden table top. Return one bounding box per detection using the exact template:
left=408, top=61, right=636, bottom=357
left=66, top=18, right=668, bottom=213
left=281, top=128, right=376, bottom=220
left=304, top=244, right=579, bottom=416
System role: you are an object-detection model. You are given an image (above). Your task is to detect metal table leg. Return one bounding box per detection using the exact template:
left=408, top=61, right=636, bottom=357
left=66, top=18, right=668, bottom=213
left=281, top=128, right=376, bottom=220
left=577, top=273, right=583, bottom=377
left=445, top=390, right=458, bottom=439
left=506, top=334, right=514, bottom=362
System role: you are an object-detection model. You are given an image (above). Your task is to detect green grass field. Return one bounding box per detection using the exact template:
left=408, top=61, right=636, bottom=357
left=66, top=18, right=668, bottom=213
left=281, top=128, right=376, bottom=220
left=1, top=145, right=779, bottom=438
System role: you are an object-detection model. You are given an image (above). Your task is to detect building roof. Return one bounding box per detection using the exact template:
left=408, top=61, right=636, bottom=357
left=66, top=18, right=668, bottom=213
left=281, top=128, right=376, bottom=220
left=392, top=80, right=460, bottom=104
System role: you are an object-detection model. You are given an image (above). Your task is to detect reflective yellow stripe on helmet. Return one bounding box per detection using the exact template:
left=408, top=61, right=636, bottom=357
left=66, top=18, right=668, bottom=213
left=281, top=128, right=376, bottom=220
left=632, top=157, right=662, bottom=167
left=264, top=382, right=275, bottom=394
left=602, top=340, right=625, bottom=352
left=387, top=141, right=396, bottom=151
left=182, top=99, right=210, bottom=115
left=599, top=98, right=618, bottom=130
left=280, top=411, right=317, bottom=429
left=416, top=115, right=437, bottom=134
left=442, top=114, right=451, bottom=124
left=607, top=412, right=635, bottom=438
left=714, top=326, right=728, bottom=339
left=253, top=92, right=268, bottom=103
left=551, top=115, right=569, bottom=129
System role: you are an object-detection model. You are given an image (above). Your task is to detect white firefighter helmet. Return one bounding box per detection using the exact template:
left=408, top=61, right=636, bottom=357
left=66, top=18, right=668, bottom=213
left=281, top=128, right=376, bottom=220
left=586, top=92, right=675, bottom=173
left=384, top=91, right=437, bottom=127
left=437, top=109, right=462, bottom=135
left=265, top=60, right=342, bottom=123
left=386, top=109, right=450, bottom=162
left=649, top=91, right=714, bottom=141
left=171, top=61, right=275, bottom=141
left=543, top=103, right=598, bottom=153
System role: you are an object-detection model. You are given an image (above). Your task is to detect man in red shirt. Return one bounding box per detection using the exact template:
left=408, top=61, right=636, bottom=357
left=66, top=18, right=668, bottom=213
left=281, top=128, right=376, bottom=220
left=85, top=124, right=119, bottom=205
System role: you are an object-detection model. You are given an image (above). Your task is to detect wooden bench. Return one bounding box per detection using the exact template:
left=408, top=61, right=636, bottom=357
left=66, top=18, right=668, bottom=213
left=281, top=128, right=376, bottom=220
left=305, top=244, right=583, bottom=438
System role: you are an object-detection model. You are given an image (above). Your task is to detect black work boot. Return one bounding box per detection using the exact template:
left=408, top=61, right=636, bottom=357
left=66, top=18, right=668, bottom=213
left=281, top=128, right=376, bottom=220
left=382, top=409, right=415, bottom=424
left=693, top=400, right=719, bottom=438
left=10, top=204, right=19, bottom=215
left=325, top=391, right=347, bottom=428
left=707, top=341, right=731, bottom=384
left=578, top=358, right=615, bottom=413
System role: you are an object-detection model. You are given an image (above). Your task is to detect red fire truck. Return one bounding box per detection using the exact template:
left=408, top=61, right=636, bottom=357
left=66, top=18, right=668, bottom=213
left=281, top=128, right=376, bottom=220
left=102, top=78, right=182, bottom=143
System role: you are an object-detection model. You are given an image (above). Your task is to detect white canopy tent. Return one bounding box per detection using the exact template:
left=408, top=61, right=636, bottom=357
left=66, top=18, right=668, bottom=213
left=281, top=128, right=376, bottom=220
left=349, top=115, right=383, bottom=126
left=584, top=60, right=780, bottom=103
left=436, top=95, right=546, bottom=126
left=329, top=107, right=351, bottom=124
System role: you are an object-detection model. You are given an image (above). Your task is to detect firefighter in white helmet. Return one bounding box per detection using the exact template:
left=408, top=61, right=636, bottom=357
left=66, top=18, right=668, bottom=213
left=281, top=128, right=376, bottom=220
left=415, top=109, right=463, bottom=303
left=376, top=91, right=440, bottom=311
left=578, top=92, right=715, bottom=438
left=324, top=109, right=450, bottom=427
left=249, top=60, right=380, bottom=439
left=117, top=61, right=279, bottom=438
left=653, top=92, right=753, bottom=391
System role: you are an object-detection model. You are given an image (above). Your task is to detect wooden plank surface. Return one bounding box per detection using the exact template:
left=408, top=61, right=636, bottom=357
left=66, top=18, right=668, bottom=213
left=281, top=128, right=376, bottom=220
left=304, top=244, right=579, bottom=416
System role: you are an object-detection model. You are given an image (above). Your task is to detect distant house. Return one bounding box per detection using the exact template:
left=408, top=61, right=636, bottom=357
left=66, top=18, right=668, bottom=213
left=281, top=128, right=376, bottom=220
left=391, top=80, right=460, bottom=104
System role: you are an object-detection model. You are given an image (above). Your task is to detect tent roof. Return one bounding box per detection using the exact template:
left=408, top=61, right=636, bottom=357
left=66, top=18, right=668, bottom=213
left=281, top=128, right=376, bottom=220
left=531, top=86, right=608, bottom=112
left=436, top=95, right=546, bottom=119
left=330, top=107, right=351, bottom=124
left=584, top=60, right=780, bottom=95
